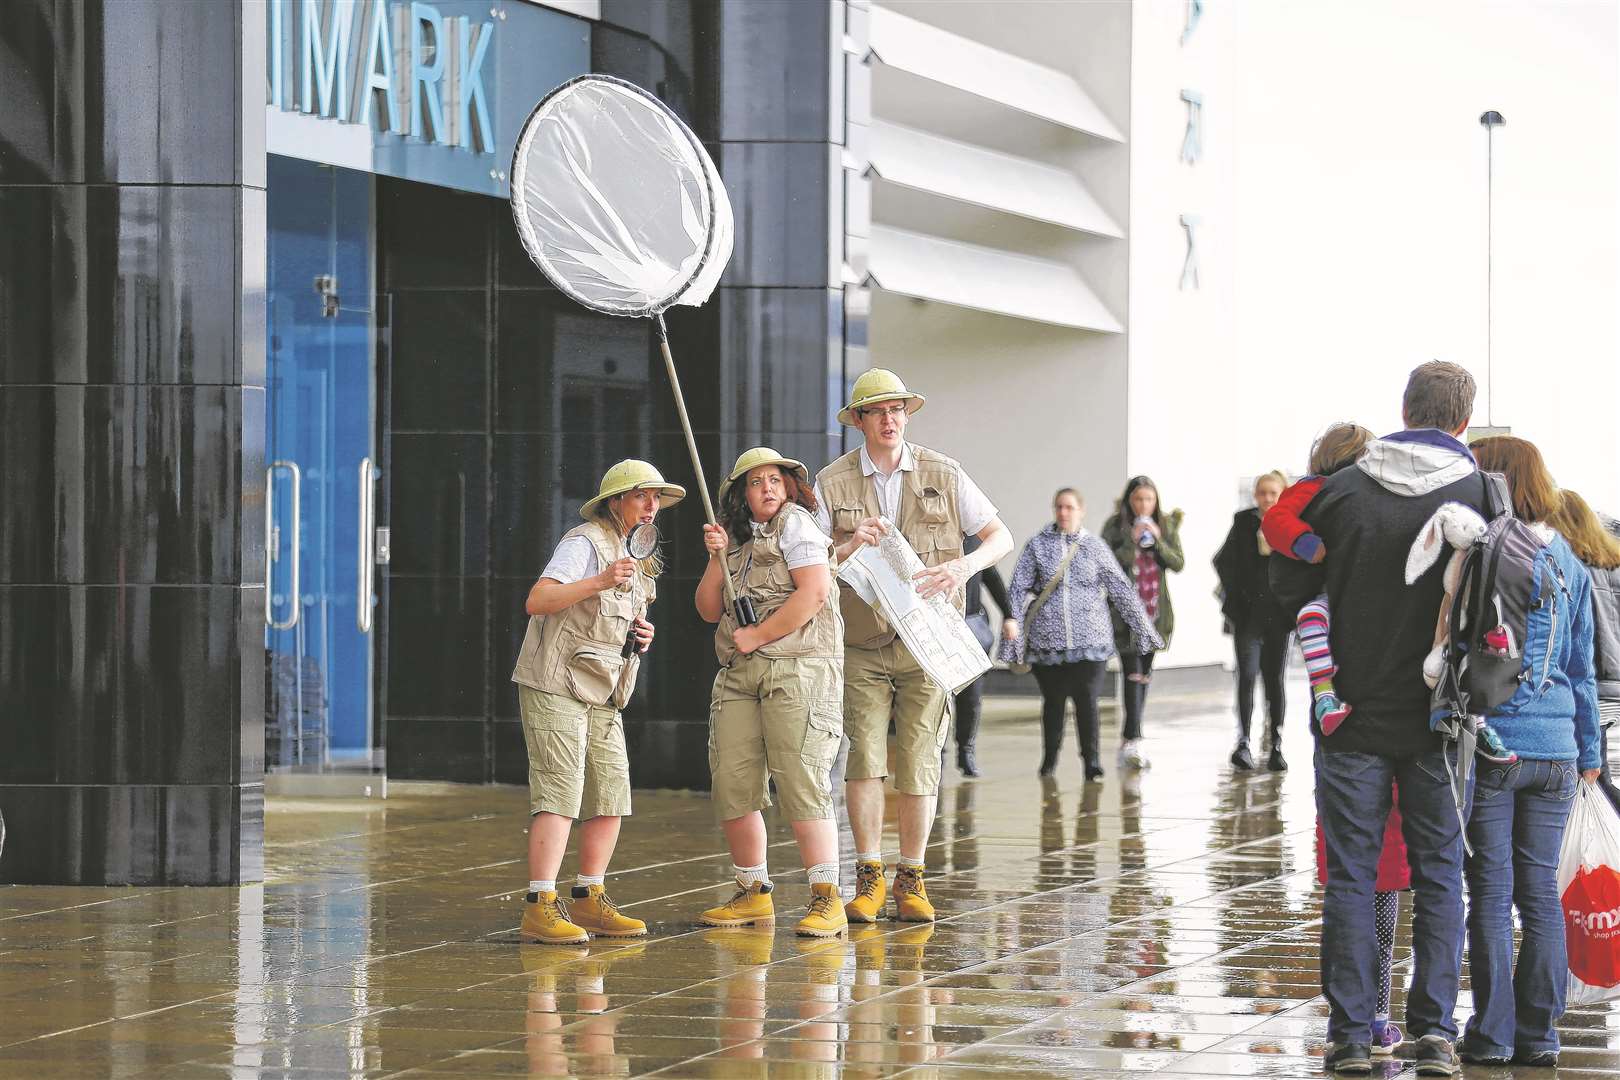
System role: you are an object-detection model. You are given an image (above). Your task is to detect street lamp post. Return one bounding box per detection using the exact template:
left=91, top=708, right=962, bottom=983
left=1479, top=110, right=1505, bottom=431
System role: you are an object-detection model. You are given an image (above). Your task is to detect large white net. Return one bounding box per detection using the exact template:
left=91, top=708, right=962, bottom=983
left=509, top=76, right=734, bottom=316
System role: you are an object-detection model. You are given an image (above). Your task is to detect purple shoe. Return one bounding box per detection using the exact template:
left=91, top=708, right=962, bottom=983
left=1371, top=1020, right=1403, bottom=1056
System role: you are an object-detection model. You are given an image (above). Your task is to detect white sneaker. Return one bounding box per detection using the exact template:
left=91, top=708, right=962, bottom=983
left=1119, top=739, right=1150, bottom=771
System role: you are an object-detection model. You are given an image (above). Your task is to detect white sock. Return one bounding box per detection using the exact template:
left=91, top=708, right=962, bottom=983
left=898, top=855, right=926, bottom=870
left=575, top=873, right=604, bottom=889
left=733, top=861, right=769, bottom=888
left=807, top=862, right=840, bottom=887
left=529, top=879, right=554, bottom=895
left=855, top=851, right=882, bottom=866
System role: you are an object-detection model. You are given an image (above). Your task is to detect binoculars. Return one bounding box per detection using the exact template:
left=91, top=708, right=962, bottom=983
left=733, top=595, right=759, bottom=628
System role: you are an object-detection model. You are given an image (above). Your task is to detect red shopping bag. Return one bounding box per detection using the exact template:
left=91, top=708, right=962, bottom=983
left=1558, top=783, right=1620, bottom=1004
left=1563, top=863, right=1620, bottom=989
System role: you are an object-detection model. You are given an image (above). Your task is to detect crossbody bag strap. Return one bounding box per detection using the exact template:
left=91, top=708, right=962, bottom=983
left=1026, top=538, right=1083, bottom=624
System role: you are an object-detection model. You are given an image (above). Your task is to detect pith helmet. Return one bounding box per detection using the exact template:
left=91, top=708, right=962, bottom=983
left=718, top=447, right=811, bottom=504
left=837, top=368, right=926, bottom=427
left=580, top=459, right=687, bottom=519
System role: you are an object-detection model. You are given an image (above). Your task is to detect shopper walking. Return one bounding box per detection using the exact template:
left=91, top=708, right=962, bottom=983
left=1547, top=489, right=1620, bottom=814
left=694, top=448, right=848, bottom=939
left=814, top=369, right=1013, bottom=924
left=1270, top=362, right=1494, bottom=1076
left=1214, top=471, right=1295, bottom=771
left=1101, top=476, right=1183, bottom=770
left=510, top=460, right=685, bottom=944
left=953, top=533, right=1012, bottom=778
left=1459, top=437, right=1602, bottom=1069
left=1002, top=488, right=1162, bottom=780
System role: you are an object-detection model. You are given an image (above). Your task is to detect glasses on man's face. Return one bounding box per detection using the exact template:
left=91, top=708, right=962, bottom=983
left=862, top=403, right=908, bottom=420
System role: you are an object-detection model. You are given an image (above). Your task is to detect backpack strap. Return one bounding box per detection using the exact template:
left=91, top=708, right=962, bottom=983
left=1481, top=470, right=1512, bottom=522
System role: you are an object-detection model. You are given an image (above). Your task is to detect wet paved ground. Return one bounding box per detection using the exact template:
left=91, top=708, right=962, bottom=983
left=4, top=680, right=1619, bottom=1078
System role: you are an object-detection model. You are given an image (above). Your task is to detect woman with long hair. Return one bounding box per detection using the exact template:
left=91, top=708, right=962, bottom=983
left=695, top=448, right=847, bottom=938
left=1002, top=488, right=1162, bottom=780
left=1547, top=487, right=1620, bottom=813
left=1101, top=476, right=1184, bottom=770
left=510, top=459, right=685, bottom=944
left=1458, top=436, right=1601, bottom=1068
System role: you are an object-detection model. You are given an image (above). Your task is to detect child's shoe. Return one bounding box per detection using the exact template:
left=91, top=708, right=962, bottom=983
left=1371, top=1020, right=1403, bottom=1056
left=1313, top=691, right=1352, bottom=736
left=1472, top=719, right=1518, bottom=765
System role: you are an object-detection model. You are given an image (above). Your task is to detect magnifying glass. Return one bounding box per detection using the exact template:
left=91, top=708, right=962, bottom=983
left=620, top=523, right=660, bottom=658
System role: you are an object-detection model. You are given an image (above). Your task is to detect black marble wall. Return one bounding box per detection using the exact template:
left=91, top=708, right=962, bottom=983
left=0, top=2, right=266, bottom=883
left=382, top=0, right=851, bottom=791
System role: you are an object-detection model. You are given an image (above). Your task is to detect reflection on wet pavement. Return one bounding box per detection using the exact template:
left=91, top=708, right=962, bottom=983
left=4, top=684, right=1618, bottom=1077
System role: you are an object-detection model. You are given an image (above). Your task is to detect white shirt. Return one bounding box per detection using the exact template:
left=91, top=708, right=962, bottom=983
left=540, top=535, right=599, bottom=585
left=813, top=443, right=998, bottom=537
left=752, top=510, right=832, bottom=570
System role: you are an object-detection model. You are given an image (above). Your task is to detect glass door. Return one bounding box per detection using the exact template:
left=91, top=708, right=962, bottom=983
left=266, top=157, right=385, bottom=794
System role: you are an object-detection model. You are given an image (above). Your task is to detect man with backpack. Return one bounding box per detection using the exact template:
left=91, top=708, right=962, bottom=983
left=1272, top=361, right=1491, bottom=1077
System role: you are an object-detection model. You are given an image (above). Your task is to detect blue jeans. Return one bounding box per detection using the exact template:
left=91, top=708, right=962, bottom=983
left=1316, top=742, right=1471, bottom=1045
left=1462, top=757, right=1578, bottom=1059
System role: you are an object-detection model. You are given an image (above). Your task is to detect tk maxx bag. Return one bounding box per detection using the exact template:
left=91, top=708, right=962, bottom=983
left=1557, top=781, right=1620, bottom=1005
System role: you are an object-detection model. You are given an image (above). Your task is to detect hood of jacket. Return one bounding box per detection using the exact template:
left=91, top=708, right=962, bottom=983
left=1356, top=429, right=1477, bottom=497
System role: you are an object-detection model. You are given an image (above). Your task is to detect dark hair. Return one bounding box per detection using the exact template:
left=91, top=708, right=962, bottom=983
left=1470, top=435, right=1561, bottom=524
left=1402, top=361, right=1476, bottom=432
left=1118, top=475, right=1164, bottom=530
left=1308, top=422, right=1375, bottom=476
left=719, top=465, right=818, bottom=545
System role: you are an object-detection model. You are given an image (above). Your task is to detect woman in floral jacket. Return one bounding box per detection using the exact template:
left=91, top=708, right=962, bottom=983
left=1001, top=488, right=1162, bottom=781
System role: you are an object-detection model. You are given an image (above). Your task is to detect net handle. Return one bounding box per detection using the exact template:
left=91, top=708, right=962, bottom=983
left=656, top=314, right=739, bottom=609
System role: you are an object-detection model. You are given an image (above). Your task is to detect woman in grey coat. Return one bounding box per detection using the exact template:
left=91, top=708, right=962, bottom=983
left=1001, top=488, right=1162, bottom=781
left=1549, top=490, right=1620, bottom=811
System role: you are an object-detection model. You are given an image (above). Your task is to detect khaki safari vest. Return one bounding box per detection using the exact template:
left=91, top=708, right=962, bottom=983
left=511, top=521, right=656, bottom=709
left=818, top=444, right=965, bottom=649
left=715, top=504, right=844, bottom=665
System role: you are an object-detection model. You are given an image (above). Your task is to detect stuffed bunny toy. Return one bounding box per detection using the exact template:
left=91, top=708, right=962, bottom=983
left=1405, top=502, right=1490, bottom=688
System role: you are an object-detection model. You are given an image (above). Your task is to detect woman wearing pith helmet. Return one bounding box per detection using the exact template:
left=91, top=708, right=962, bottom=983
left=695, top=447, right=848, bottom=938
left=510, top=459, right=684, bottom=944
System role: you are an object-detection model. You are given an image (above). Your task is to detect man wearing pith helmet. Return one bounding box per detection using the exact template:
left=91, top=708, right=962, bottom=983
left=813, top=369, right=1013, bottom=923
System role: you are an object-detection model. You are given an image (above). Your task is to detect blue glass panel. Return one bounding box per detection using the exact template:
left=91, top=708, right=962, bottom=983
left=266, top=156, right=376, bottom=766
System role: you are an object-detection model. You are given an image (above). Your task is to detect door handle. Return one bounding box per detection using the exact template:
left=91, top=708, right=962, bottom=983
left=358, top=457, right=379, bottom=633
left=266, top=460, right=301, bottom=630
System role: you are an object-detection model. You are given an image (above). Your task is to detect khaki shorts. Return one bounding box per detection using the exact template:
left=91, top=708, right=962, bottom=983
left=519, top=686, right=631, bottom=820
left=844, top=639, right=950, bottom=796
left=708, top=654, right=843, bottom=822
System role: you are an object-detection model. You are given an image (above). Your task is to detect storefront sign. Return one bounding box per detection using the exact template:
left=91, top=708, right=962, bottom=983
left=266, top=0, right=590, bottom=197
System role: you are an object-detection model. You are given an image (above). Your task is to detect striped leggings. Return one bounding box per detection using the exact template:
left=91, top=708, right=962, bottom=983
left=1296, top=594, right=1336, bottom=691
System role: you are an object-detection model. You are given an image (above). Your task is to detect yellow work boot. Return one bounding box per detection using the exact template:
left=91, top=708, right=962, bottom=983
left=568, top=884, right=647, bottom=938
left=698, top=879, right=775, bottom=927
left=892, top=864, right=935, bottom=922
left=701, top=923, right=777, bottom=967
left=844, top=860, right=886, bottom=924
left=796, top=882, right=849, bottom=938
left=520, top=891, right=590, bottom=945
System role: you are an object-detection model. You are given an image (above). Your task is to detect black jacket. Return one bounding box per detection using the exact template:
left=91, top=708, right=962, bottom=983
left=1271, top=447, right=1490, bottom=757
left=1213, top=508, right=1291, bottom=631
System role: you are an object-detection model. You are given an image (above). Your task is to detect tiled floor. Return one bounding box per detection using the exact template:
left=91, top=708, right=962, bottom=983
left=4, top=683, right=1618, bottom=1078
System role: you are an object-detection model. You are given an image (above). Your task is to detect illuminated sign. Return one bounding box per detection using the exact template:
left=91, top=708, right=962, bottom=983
left=266, top=0, right=589, bottom=197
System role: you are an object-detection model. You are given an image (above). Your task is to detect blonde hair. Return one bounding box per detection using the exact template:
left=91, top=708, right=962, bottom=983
left=1547, top=489, right=1620, bottom=570
left=592, top=495, right=665, bottom=577
left=1254, top=471, right=1288, bottom=496
left=1309, top=423, right=1375, bottom=477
